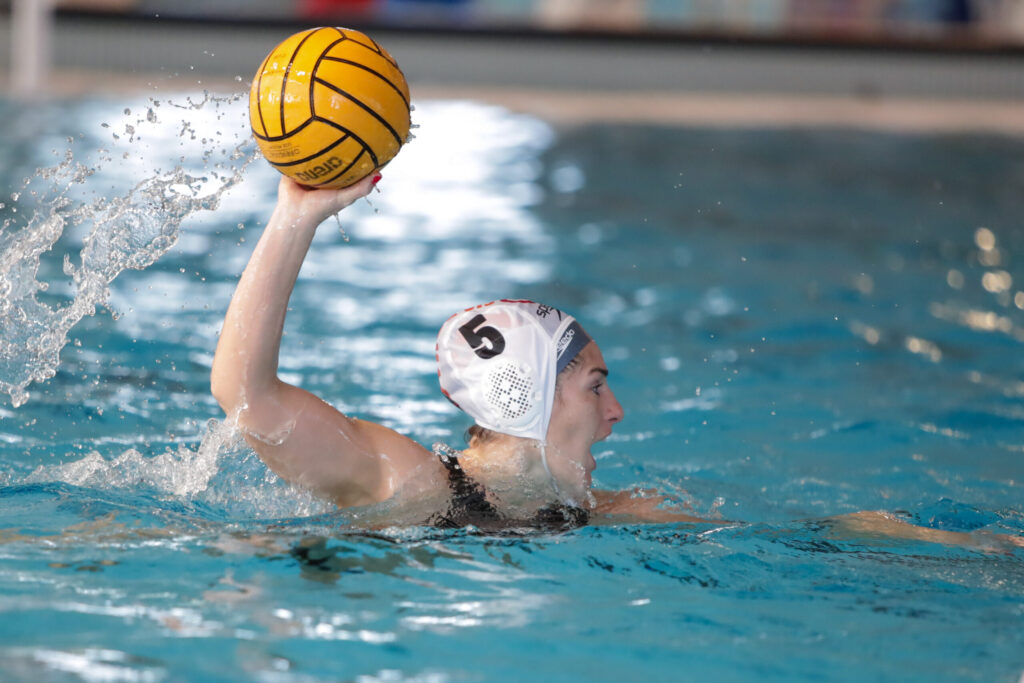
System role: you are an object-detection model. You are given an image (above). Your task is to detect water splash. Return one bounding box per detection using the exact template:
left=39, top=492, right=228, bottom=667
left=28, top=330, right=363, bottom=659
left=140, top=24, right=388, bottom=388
left=23, top=417, right=334, bottom=519
left=25, top=417, right=235, bottom=497
left=0, top=93, right=256, bottom=407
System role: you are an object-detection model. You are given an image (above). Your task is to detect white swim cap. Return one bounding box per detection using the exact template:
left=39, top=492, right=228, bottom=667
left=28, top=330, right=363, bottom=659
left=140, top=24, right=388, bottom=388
left=436, top=299, right=592, bottom=442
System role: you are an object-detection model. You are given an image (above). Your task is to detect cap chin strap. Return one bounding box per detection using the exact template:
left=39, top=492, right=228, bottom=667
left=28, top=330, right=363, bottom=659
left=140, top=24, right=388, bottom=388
left=539, top=441, right=578, bottom=507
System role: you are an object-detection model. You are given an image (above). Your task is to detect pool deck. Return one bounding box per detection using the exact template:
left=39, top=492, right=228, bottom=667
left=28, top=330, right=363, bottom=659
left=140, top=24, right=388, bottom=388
left=1, top=12, right=1023, bottom=134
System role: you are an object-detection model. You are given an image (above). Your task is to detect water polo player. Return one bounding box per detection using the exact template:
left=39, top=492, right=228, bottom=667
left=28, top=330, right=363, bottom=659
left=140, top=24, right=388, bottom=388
left=211, top=175, right=693, bottom=529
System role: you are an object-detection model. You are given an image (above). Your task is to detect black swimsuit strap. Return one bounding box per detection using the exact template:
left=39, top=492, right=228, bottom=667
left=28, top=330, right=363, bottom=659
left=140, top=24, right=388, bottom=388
left=427, top=443, right=590, bottom=532
left=429, top=446, right=501, bottom=528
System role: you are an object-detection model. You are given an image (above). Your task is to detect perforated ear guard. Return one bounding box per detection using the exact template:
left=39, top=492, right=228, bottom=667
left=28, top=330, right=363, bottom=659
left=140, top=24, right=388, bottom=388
left=436, top=300, right=589, bottom=442
left=484, top=359, right=540, bottom=424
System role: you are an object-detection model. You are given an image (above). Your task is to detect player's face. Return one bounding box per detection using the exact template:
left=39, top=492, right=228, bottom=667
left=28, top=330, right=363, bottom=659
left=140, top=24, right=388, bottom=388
left=544, top=342, right=624, bottom=500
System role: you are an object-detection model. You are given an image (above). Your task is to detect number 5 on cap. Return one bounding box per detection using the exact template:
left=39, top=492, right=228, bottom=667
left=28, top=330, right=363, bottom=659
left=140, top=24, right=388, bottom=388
left=459, top=315, right=506, bottom=359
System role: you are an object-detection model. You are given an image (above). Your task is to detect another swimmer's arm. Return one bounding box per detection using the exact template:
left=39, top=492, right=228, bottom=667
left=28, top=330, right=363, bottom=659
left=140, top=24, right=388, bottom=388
left=211, top=176, right=432, bottom=507
left=591, top=489, right=714, bottom=523
left=827, top=511, right=1024, bottom=551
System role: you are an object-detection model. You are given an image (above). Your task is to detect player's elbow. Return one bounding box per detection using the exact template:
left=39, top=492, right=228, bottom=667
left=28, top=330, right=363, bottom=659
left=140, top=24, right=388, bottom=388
left=210, top=363, right=229, bottom=408
left=212, top=369, right=292, bottom=444
left=210, top=363, right=247, bottom=416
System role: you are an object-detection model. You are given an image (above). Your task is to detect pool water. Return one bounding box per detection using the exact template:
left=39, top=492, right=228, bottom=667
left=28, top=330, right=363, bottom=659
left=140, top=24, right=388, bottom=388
left=0, top=94, right=1022, bottom=681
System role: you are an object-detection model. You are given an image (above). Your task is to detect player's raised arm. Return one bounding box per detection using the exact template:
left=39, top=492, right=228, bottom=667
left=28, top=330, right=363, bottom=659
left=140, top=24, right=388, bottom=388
left=211, top=175, right=432, bottom=507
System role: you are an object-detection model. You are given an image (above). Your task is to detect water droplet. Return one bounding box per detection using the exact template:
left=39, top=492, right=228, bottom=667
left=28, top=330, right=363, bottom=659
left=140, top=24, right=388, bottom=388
left=331, top=214, right=349, bottom=241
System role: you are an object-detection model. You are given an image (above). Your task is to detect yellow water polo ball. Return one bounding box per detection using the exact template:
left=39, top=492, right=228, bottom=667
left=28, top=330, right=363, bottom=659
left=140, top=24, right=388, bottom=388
left=249, top=27, right=411, bottom=188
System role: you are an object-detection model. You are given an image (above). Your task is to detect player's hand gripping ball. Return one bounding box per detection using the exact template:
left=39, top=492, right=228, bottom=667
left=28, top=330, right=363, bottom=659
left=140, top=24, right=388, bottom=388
left=249, top=27, right=411, bottom=188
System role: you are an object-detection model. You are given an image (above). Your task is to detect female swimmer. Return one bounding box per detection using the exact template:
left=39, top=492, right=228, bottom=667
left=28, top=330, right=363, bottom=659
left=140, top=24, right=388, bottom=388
left=210, top=176, right=1024, bottom=545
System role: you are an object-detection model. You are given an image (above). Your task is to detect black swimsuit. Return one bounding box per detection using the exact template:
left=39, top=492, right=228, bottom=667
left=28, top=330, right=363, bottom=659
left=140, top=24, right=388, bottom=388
left=426, top=444, right=589, bottom=533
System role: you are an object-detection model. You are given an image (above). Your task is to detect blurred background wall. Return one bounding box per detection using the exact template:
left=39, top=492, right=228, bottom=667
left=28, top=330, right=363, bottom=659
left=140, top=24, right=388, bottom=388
left=31, top=0, right=1024, bottom=43
left=0, top=0, right=1022, bottom=123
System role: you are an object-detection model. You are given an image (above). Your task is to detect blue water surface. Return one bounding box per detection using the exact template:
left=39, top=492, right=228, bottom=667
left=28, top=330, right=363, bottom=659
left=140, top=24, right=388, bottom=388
left=0, top=94, right=1022, bottom=682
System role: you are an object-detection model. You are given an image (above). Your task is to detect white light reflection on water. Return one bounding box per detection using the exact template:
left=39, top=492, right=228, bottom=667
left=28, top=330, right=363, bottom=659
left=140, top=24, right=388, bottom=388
left=267, top=609, right=397, bottom=644
left=27, top=647, right=164, bottom=683
left=929, top=302, right=1024, bottom=340
left=400, top=586, right=550, bottom=633
left=354, top=101, right=554, bottom=243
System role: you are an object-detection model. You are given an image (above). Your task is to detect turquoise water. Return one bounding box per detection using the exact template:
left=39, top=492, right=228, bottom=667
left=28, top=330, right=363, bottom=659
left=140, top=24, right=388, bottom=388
left=0, top=94, right=1022, bottom=681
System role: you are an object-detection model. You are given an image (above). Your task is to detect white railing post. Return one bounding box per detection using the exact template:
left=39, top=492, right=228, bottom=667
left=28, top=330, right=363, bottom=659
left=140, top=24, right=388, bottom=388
left=11, top=0, right=55, bottom=98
